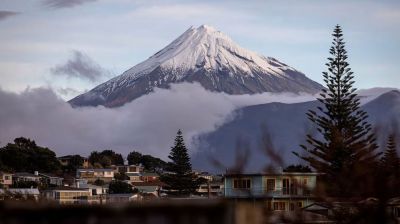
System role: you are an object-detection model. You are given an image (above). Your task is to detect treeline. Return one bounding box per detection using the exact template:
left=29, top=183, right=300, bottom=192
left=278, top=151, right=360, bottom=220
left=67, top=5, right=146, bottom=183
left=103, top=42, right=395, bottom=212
left=0, top=138, right=167, bottom=175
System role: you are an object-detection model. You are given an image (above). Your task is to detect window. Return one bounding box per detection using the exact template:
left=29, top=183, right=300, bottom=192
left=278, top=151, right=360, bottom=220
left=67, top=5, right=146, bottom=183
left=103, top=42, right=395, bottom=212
left=290, top=179, right=298, bottom=195
left=282, top=179, right=289, bottom=195
left=273, top=202, right=286, bottom=211
left=4, top=176, right=10, bottom=180
left=297, top=202, right=303, bottom=208
left=266, top=179, right=275, bottom=192
left=233, top=179, right=251, bottom=189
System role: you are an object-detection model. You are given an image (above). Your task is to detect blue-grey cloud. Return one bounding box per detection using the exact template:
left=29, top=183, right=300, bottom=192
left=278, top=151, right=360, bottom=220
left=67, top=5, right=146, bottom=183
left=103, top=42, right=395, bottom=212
left=0, top=11, right=19, bottom=21
left=51, top=50, right=108, bottom=82
left=42, top=0, right=97, bottom=9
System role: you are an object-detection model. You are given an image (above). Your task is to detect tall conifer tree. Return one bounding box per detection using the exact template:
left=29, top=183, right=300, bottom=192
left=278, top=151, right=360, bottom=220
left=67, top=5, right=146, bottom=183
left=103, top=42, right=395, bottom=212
left=294, top=25, right=379, bottom=197
left=160, top=130, right=203, bottom=196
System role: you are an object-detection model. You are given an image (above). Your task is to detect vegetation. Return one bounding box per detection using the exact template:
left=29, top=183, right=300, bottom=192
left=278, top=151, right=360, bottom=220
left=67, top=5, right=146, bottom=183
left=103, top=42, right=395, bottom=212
left=88, top=150, right=124, bottom=168
left=283, top=164, right=312, bottom=173
left=0, top=137, right=61, bottom=173
left=294, top=25, right=379, bottom=197
left=61, top=154, right=85, bottom=173
left=127, top=151, right=167, bottom=171
left=108, top=180, right=134, bottom=194
left=160, top=130, right=205, bottom=196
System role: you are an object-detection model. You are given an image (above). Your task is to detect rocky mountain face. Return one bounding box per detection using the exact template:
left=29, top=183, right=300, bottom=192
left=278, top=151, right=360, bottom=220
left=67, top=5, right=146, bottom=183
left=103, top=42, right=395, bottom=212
left=69, top=25, right=323, bottom=107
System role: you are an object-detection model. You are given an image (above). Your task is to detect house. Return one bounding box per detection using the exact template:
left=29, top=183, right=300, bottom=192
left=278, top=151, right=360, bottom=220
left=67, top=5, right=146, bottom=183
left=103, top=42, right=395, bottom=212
left=76, top=168, right=114, bottom=183
left=106, top=193, right=139, bottom=204
left=0, top=188, right=40, bottom=201
left=111, top=164, right=143, bottom=174
left=13, top=172, right=42, bottom=183
left=86, top=184, right=109, bottom=196
left=140, top=172, right=159, bottom=182
left=132, top=181, right=165, bottom=197
left=127, top=173, right=142, bottom=183
left=42, top=186, right=103, bottom=204
left=197, top=180, right=224, bottom=197
left=224, top=172, right=319, bottom=211
left=39, top=173, right=64, bottom=186
left=0, top=172, right=13, bottom=188
left=58, top=155, right=89, bottom=168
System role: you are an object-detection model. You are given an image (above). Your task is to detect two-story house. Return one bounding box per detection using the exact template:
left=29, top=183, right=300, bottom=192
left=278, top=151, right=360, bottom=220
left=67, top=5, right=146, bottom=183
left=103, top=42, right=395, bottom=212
left=76, top=168, right=114, bottom=183
left=224, top=172, right=319, bottom=211
left=0, top=172, right=13, bottom=188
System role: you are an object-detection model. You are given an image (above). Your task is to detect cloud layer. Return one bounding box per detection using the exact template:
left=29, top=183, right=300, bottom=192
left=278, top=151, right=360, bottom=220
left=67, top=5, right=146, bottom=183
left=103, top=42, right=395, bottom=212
left=51, top=50, right=108, bottom=82
left=42, top=0, right=97, bottom=9
left=0, top=83, right=317, bottom=161
left=0, top=11, right=18, bottom=21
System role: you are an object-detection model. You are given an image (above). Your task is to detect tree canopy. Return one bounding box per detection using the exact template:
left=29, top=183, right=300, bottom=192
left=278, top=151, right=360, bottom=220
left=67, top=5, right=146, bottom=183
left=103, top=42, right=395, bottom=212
left=0, top=137, right=61, bottom=173
left=88, top=150, right=124, bottom=168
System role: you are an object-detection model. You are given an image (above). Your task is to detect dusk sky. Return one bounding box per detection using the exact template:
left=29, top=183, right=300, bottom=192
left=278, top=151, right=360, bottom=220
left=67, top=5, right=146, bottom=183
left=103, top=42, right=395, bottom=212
left=1, top=0, right=399, bottom=100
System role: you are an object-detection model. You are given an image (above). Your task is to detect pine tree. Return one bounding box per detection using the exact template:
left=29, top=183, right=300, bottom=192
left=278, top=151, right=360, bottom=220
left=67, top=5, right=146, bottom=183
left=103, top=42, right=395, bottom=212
left=294, top=25, right=379, bottom=197
left=160, top=130, right=204, bottom=196
left=380, top=134, right=400, bottom=173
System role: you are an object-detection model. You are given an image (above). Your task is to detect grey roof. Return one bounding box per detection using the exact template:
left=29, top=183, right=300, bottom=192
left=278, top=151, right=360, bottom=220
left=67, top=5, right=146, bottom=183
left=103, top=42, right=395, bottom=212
left=0, top=188, right=40, bottom=195
left=141, top=172, right=159, bottom=177
left=126, top=173, right=141, bottom=177
left=13, top=172, right=41, bottom=178
left=77, top=168, right=113, bottom=172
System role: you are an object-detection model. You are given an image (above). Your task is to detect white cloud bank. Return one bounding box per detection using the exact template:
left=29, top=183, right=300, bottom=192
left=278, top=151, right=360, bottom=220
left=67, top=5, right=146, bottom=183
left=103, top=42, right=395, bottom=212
left=0, top=82, right=317, bottom=160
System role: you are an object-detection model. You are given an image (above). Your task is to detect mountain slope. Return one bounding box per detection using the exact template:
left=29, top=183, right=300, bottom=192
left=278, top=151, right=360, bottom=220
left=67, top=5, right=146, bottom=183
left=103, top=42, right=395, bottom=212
left=69, top=25, right=323, bottom=107
left=192, top=90, right=400, bottom=173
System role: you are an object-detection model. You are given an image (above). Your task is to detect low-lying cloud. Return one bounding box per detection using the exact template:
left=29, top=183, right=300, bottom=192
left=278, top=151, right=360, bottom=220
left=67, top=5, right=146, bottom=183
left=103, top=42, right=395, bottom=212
left=0, top=83, right=317, bottom=160
left=51, top=50, right=109, bottom=82
left=0, top=11, right=19, bottom=21
left=42, top=0, right=97, bottom=9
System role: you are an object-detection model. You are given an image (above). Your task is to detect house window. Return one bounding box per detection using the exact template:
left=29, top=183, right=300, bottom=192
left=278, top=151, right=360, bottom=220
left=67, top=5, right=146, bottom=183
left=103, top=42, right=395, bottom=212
left=4, top=176, right=10, bottom=180
left=273, top=202, right=286, bottom=211
left=297, top=202, right=303, bottom=208
left=282, top=179, right=289, bottom=195
left=233, top=179, right=251, bottom=189
left=290, top=179, right=298, bottom=195
left=266, top=179, right=275, bottom=192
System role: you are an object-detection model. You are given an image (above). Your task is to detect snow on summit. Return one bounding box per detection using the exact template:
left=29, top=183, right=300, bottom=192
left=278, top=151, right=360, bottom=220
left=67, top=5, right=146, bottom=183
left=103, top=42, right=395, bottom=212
left=70, top=25, right=323, bottom=107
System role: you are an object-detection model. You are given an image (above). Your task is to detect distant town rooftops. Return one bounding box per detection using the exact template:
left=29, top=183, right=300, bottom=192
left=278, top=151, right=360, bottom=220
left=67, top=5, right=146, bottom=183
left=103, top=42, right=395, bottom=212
left=44, top=186, right=90, bottom=191
left=13, top=172, right=39, bottom=178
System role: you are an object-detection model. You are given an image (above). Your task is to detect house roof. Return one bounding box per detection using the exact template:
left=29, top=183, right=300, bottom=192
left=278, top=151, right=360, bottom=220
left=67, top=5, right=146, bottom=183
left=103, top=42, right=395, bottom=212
left=39, top=173, right=63, bottom=179
left=141, top=172, right=159, bottom=177
left=224, top=172, right=321, bottom=177
left=77, top=168, right=113, bottom=172
left=0, top=188, right=40, bottom=195
left=44, top=186, right=90, bottom=192
left=126, top=173, right=141, bottom=177
left=131, top=181, right=166, bottom=187
left=13, top=172, right=41, bottom=178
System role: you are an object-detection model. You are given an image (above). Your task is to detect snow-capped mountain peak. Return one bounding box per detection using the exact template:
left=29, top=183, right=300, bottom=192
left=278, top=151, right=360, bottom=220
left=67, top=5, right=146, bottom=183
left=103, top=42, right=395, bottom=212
left=70, top=25, right=323, bottom=107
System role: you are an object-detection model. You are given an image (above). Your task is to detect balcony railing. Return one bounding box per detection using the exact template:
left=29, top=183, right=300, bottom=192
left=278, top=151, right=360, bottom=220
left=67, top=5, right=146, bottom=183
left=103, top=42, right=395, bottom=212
left=224, top=187, right=313, bottom=198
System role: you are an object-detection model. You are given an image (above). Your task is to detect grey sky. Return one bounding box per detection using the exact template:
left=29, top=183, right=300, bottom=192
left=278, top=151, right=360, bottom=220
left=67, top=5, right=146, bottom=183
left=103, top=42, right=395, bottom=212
left=0, top=0, right=399, bottom=100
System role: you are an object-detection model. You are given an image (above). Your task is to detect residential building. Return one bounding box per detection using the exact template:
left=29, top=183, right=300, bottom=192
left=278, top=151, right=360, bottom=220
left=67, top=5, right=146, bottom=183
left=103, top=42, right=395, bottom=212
left=197, top=180, right=224, bottom=197
left=42, top=186, right=103, bottom=204
left=132, top=181, right=165, bottom=197
left=13, top=172, right=42, bottom=183
left=127, top=173, right=141, bottom=183
left=0, top=188, right=40, bottom=201
left=224, top=172, right=319, bottom=211
left=0, top=172, right=13, bottom=188
left=111, top=164, right=143, bottom=174
left=140, top=172, right=159, bottom=182
left=58, top=155, right=89, bottom=168
left=76, top=168, right=114, bottom=183
left=39, top=173, right=64, bottom=186
left=106, top=193, right=139, bottom=203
